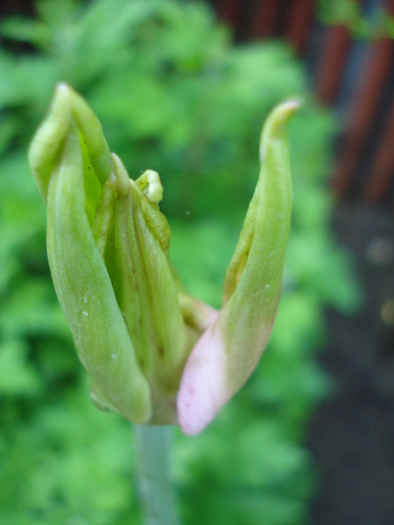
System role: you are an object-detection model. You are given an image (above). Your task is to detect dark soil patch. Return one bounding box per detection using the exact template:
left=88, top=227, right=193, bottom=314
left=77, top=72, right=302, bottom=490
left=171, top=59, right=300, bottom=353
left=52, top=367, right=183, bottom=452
left=309, top=205, right=394, bottom=525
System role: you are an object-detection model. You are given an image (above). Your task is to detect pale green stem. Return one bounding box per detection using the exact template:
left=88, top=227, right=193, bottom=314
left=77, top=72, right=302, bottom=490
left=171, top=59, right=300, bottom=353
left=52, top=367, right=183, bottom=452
left=135, top=425, right=181, bottom=525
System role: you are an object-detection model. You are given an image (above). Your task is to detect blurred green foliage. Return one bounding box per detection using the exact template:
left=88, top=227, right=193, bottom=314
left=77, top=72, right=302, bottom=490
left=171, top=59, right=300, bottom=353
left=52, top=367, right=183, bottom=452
left=0, top=0, right=360, bottom=524
left=318, top=0, right=394, bottom=39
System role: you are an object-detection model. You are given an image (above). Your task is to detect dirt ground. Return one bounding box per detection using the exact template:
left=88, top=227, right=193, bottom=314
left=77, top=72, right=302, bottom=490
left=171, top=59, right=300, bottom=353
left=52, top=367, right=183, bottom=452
left=309, top=205, right=394, bottom=525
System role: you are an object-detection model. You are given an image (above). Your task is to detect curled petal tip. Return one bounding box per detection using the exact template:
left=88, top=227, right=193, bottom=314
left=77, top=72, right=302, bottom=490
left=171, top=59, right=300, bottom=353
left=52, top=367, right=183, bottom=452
left=274, top=98, right=302, bottom=116
left=55, top=81, right=70, bottom=93
left=28, top=82, right=72, bottom=203
left=144, top=170, right=163, bottom=203
left=283, top=98, right=301, bottom=110
left=259, top=98, right=300, bottom=161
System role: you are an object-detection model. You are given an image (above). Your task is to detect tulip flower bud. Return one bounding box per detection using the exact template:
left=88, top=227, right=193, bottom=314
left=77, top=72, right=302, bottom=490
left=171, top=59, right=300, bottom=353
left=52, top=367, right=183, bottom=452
left=29, top=83, right=298, bottom=434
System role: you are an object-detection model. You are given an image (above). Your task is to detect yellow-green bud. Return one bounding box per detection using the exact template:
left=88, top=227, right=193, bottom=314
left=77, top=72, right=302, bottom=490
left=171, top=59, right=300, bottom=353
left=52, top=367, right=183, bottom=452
left=28, top=83, right=298, bottom=434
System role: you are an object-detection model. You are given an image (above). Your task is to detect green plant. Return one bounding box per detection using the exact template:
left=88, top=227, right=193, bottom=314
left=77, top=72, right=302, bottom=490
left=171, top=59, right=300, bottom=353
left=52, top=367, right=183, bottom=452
left=0, top=1, right=360, bottom=524
left=318, top=0, right=394, bottom=39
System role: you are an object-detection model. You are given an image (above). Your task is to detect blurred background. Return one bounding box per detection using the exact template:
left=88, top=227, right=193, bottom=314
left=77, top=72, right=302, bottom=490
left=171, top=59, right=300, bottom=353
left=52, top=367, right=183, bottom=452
left=0, top=1, right=392, bottom=524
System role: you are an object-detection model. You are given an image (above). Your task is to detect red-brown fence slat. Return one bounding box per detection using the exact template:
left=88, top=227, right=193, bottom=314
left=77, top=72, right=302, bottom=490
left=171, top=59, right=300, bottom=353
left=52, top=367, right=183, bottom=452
left=363, top=97, right=394, bottom=203
left=315, top=25, right=351, bottom=105
left=217, top=0, right=241, bottom=26
left=252, top=0, right=282, bottom=39
left=332, top=38, right=394, bottom=196
left=284, top=0, right=315, bottom=54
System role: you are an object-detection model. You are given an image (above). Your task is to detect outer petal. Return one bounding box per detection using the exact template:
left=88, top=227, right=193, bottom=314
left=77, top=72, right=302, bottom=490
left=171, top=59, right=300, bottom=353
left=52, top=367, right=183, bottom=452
left=46, top=118, right=152, bottom=424
left=177, top=100, right=299, bottom=435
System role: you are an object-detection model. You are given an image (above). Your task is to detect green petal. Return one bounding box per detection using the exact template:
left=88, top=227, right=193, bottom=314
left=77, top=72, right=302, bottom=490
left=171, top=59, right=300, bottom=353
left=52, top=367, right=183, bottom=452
left=68, top=85, right=113, bottom=186
left=222, top=99, right=300, bottom=369
left=177, top=100, right=299, bottom=435
left=47, top=118, right=152, bottom=424
left=107, top=155, right=190, bottom=423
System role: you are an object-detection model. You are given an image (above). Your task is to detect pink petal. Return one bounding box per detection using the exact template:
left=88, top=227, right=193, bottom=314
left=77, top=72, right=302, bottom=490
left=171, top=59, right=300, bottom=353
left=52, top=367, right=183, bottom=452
left=177, top=320, right=230, bottom=436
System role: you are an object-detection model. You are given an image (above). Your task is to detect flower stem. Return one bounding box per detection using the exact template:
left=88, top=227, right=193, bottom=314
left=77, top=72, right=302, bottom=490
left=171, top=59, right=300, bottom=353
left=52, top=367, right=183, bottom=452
left=135, top=424, right=181, bottom=525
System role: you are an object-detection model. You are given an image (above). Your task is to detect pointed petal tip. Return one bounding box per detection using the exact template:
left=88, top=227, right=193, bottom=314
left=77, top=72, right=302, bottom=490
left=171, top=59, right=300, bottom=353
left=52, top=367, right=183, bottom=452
left=268, top=98, right=301, bottom=127
left=281, top=98, right=302, bottom=111
left=259, top=98, right=301, bottom=161
left=28, top=82, right=73, bottom=203
left=267, top=99, right=302, bottom=125
left=50, top=82, right=72, bottom=110
left=55, top=81, right=70, bottom=93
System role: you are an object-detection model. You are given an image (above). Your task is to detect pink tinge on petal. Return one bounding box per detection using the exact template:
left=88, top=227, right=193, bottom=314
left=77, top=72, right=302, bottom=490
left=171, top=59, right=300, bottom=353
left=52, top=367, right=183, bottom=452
left=177, top=322, right=230, bottom=436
